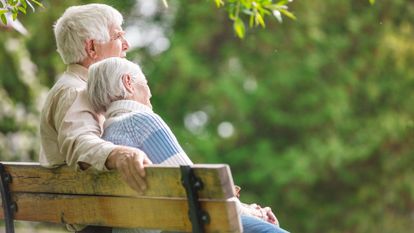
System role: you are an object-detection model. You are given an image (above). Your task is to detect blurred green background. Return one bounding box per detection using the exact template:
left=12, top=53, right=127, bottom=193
left=1, top=0, right=414, bottom=232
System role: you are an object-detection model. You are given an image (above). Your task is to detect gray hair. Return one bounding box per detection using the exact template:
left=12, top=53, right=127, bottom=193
left=54, top=4, right=123, bottom=64
left=88, top=57, right=145, bottom=113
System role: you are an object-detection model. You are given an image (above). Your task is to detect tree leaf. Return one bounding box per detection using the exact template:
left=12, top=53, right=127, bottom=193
left=255, top=13, right=265, bottom=27
left=280, top=9, right=297, bottom=20
left=273, top=10, right=283, bottom=23
left=0, top=13, right=7, bottom=25
left=21, top=0, right=27, bottom=8
left=276, top=0, right=291, bottom=6
left=369, top=0, right=375, bottom=5
left=29, top=0, right=44, bottom=8
left=249, top=14, right=254, bottom=27
left=265, top=4, right=288, bottom=11
left=18, top=6, right=27, bottom=14
left=233, top=17, right=245, bottom=39
left=215, top=0, right=224, bottom=7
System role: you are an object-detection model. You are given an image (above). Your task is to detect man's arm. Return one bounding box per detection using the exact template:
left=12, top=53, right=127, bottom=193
left=54, top=89, right=151, bottom=192
left=55, top=88, right=114, bottom=170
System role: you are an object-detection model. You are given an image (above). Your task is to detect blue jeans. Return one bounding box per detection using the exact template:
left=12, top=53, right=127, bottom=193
left=241, top=215, right=290, bottom=233
left=113, top=215, right=289, bottom=233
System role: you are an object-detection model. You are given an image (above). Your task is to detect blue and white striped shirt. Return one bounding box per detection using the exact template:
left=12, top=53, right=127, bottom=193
left=102, top=100, right=193, bottom=166
left=103, top=100, right=192, bottom=233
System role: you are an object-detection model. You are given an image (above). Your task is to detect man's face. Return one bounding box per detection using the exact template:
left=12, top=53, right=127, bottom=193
left=94, top=24, right=129, bottom=61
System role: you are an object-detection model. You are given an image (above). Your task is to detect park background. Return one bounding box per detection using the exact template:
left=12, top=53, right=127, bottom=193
left=1, top=0, right=413, bottom=232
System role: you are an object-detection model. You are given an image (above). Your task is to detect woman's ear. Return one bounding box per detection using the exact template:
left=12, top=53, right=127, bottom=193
left=85, top=39, right=98, bottom=59
left=122, top=74, right=134, bottom=94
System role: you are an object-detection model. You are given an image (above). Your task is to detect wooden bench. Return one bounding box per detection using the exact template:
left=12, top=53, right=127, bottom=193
left=0, top=162, right=242, bottom=233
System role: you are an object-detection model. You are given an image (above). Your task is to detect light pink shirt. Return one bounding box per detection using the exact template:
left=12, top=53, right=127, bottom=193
left=39, top=64, right=115, bottom=171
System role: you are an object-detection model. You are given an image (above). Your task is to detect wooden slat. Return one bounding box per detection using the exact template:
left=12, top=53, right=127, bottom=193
left=0, top=193, right=242, bottom=233
left=1, top=162, right=235, bottom=199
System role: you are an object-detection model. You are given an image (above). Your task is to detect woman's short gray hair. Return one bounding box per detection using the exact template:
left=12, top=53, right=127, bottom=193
left=88, top=57, right=144, bottom=113
left=54, top=4, right=123, bottom=64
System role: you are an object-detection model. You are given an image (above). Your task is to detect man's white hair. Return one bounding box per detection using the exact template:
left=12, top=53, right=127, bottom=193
left=88, top=57, right=145, bottom=113
left=54, top=4, right=123, bottom=64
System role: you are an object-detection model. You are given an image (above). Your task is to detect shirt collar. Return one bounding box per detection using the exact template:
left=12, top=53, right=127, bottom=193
left=66, top=64, right=88, bottom=82
left=105, top=100, right=153, bottom=119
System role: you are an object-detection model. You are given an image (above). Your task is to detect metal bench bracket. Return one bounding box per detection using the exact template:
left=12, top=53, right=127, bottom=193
left=180, top=165, right=210, bottom=233
left=0, top=163, right=16, bottom=233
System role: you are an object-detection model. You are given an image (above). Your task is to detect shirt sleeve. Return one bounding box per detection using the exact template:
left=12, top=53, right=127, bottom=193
left=54, top=88, right=116, bottom=171
left=130, top=113, right=193, bottom=166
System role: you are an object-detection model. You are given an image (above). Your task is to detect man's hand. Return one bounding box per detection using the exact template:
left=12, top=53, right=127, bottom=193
left=105, top=146, right=152, bottom=194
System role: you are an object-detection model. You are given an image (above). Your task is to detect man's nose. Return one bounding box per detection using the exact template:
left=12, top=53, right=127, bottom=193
left=122, top=37, right=130, bottom=51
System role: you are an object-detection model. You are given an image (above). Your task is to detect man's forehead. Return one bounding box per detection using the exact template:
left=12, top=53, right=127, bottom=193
left=109, top=24, right=124, bottom=33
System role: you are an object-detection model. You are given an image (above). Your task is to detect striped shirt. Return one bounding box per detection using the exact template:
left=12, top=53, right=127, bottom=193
left=102, top=100, right=193, bottom=166
left=103, top=100, right=192, bottom=233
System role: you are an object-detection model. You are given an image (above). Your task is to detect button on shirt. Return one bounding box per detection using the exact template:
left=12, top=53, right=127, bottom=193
left=39, top=64, right=115, bottom=171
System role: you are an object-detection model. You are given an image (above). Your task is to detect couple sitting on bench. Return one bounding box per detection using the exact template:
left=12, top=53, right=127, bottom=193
left=39, top=4, right=289, bottom=233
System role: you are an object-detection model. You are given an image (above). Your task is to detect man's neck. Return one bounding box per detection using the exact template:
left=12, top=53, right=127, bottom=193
left=77, top=58, right=93, bottom=69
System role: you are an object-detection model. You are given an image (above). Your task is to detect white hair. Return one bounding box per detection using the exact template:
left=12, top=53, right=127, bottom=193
left=54, top=4, right=123, bottom=64
left=88, top=57, right=145, bottom=113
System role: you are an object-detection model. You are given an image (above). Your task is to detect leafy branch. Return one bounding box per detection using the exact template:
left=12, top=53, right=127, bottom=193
left=213, top=0, right=376, bottom=38
left=1, top=0, right=376, bottom=39
left=214, top=0, right=296, bottom=38
left=0, top=0, right=43, bottom=25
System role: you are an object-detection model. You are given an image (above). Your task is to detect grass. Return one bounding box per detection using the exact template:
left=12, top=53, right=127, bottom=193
left=0, top=221, right=67, bottom=233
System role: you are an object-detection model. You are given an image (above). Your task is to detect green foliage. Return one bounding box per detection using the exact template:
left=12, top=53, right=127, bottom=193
left=0, top=0, right=43, bottom=25
left=0, top=0, right=375, bottom=38
left=1, top=0, right=413, bottom=232
left=214, top=0, right=296, bottom=38
left=211, top=0, right=374, bottom=38
left=134, top=0, right=413, bottom=232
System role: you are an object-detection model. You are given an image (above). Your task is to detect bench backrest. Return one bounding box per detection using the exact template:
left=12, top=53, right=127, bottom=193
left=0, top=162, right=242, bottom=233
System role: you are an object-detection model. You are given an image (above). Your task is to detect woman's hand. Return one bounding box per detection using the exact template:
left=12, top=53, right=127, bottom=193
left=242, top=203, right=279, bottom=226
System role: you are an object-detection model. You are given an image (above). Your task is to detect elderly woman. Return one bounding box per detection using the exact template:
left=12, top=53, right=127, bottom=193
left=87, top=57, right=289, bottom=233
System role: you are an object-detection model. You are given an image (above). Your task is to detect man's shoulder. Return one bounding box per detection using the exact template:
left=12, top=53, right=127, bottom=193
left=51, top=72, right=86, bottom=93
left=45, top=73, right=86, bottom=102
left=41, top=72, right=88, bottom=116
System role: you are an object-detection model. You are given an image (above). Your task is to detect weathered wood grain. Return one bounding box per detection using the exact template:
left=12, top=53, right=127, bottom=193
left=0, top=162, right=242, bottom=232
left=0, top=193, right=241, bottom=232
left=1, top=162, right=235, bottom=199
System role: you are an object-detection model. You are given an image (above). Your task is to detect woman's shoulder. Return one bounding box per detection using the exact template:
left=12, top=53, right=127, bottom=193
left=125, top=111, right=167, bottom=128
left=129, top=111, right=162, bottom=121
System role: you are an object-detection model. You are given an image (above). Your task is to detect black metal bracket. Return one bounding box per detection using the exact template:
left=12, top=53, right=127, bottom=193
left=180, top=165, right=210, bottom=233
left=0, top=163, right=16, bottom=233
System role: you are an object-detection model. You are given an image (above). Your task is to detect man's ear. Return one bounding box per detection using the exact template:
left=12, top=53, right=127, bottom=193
left=85, top=39, right=98, bottom=59
left=122, top=74, right=134, bottom=94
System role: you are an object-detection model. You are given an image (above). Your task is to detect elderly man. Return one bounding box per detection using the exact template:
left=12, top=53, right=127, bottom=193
left=87, top=57, right=290, bottom=233
left=39, top=4, right=151, bottom=233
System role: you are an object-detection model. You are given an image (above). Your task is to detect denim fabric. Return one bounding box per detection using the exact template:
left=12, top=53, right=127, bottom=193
left=112, top=228, right=160, bottom=233
left=113, top=215, right=290, bottom=233
left=241, top=215, right=290, bottom=233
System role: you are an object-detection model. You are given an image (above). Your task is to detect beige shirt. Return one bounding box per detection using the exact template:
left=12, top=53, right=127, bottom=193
left=39, top=64, right=115, bottom=171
